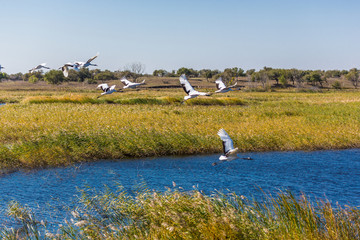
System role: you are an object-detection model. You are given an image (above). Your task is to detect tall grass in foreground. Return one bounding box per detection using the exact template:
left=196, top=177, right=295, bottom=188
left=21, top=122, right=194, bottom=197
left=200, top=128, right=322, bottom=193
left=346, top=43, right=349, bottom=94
left=1, top=188, right=359, bottom=239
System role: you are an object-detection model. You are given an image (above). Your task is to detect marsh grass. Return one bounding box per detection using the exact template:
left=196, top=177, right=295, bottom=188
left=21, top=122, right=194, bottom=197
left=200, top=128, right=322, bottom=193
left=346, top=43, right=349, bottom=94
left=21, top=95, right=245, bottom=106
left=1, top=187, right=359, bottom=239
left=1, top=90, right=360, bottom=170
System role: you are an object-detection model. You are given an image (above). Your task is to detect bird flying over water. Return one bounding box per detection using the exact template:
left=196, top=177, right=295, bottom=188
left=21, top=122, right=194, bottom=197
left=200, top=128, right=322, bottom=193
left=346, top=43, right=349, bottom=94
left=74, top=52, right=99, bottom=71
left=29, top=63, right=50, bottom=73
left=97, top=83, right=116, bottom=97
left=179, top=74, right=211, bottom=101
left=217, top=128, right=239, bottom=162
left=59, top=63, right=74, bottom=77
left=215, top=77, right=239, bottom=93
left=213, top=129, right=253, bottom=166
left=120, top=77, right=145, bottom=89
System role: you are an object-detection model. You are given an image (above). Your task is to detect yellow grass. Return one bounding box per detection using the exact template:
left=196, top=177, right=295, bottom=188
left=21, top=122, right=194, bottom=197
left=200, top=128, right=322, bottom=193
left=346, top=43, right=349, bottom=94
left=1, top=90, right=360, bottom=170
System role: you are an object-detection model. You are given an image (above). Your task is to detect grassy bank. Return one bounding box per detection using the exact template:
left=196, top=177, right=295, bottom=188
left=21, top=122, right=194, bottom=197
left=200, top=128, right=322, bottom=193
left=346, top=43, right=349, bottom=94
left=1, top=187, right=359, bottom=239
left=1, top=90, right=360, bottom=170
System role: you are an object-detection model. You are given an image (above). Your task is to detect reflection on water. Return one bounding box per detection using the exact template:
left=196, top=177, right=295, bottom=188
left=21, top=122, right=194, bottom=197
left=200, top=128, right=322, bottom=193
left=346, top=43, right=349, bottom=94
left=0, top=149, right=360, bottom=225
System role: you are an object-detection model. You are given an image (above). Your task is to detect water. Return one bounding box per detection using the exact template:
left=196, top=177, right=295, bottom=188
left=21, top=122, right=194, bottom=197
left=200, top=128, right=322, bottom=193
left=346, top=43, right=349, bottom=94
left=1, top=149, right=360, bottom=226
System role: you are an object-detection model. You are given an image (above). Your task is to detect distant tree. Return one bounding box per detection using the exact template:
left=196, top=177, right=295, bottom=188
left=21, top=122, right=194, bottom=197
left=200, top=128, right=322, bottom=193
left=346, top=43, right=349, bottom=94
left=177, top=67, right=192, bottom=77
left=198, top=69, right=213, bottom=80
left=263, top=66, right=273, bottom=71
left=341, top=70, right=349, bottom=76
left=28, top=75, right=39, bottom=83
left=279, top=75, right=288, bottom=87
left=177, top=67, right=198, bottom=77
left=332, top=80, right=342, bottom=89
left=44, top=70, right=65, bottom=84
left=9, top=72, right=23, bottom=81
left=23, top=71, right=43, bottom=82
left=221, top=68, right=235, bottom=85
left=94, top=70, right=116, bottom=81
left=67, top=69, right=80, bottom=82
left=246, top=69, right=256, bottom=76
left=252, top=70, right=269, bottom=88
left=90, top=69, right=101, bottom=76
left=219, top=67, right=245, bottom=85
left=289, top=68, right=304, bottom=87
left=325, top=70, right=341, bottom=78
left=305, top=71, right=323, bottom=87
left=0, top=72, right=9, bottom=81
left=153, top=69, right=168, bottom=77
left=268, top=69, right=281, bottom=85
left=345, top=69, right=359, bottom=88
left=124, top=62, right=145, bottom=82
left=230, top=67, right=246, bottom=77
left=77, top=68, right=92, bottom=82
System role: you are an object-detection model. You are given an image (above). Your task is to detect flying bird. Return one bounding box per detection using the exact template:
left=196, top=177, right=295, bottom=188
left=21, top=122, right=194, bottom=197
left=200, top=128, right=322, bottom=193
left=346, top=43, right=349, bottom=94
left=215, top=77, right=239, bottom=93
left=213, top=129, right=253, bottom=166
left=97, top=83, right=116, bottom=97
left=120, top=77, right=145, bottom=89
left=59, top=63, right=74, bottom=77
left=74, top=52, right=99, bottom=71
left=179, top=74, right=211, bottom=102
left=0, top=65, right=4, bottom=71
left=217, top=128, right=239, bottom=161
left=29, top=63, right=50, bottom=73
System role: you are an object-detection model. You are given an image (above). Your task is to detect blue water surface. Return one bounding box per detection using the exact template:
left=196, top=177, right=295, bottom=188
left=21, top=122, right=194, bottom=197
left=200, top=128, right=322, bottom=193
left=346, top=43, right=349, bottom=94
left=0, top=149, right=360, bottom=226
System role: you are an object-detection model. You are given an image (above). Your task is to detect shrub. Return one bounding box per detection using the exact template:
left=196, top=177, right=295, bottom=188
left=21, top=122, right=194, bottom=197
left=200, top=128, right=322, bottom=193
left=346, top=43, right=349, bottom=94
left=28, top=75, right=39, bottom=83
left=44, top=70, right=65, bottom=84
left=332, top=81, right=342, bottom=89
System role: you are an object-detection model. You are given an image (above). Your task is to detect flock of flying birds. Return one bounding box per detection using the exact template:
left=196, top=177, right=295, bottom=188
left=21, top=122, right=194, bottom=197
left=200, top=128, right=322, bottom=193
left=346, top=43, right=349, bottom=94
left=1, top=53, right=252, bottom=165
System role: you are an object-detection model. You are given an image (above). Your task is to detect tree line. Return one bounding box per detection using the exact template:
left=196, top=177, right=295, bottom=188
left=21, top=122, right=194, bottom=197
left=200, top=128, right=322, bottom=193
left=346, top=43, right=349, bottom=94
left=1, top=65, right=359, bottom=89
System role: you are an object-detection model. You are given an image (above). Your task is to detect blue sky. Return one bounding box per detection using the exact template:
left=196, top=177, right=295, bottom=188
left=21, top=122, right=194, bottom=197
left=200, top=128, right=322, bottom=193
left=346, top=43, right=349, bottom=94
left=1, top=0, right=360, bottom=74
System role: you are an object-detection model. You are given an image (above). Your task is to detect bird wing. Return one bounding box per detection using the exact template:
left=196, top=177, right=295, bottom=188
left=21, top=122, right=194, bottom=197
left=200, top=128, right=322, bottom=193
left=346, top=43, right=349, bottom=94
left=179, top=74, right=196, bottom=95
left=217, top=129, right=235, bottom=155
left=40, top=63, right=47, bottom=67
left=110, top=85, right=116, bottom=91
left=121, top=78, right=132, bottom=86
left=215, top=77, right=226, bottom=90
left=97, top=83, right=109, bottom=91
left=86, top=53, right=99, bottom=64
left=228, top=82, right=238, bottom=88
left=65, top=62, right=74, bottom=67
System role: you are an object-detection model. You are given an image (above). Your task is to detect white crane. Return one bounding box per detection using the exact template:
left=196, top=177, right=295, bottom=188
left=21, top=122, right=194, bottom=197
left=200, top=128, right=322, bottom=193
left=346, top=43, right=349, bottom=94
left=217, top=129, right=239, bottom=161
left=179, top=74, right=210, bottom=101
left=213, top=129, right=253, bottom=166
left=0, top=65, right=4, bottom=72
left=97, top=83, right=116, bottom=98
left=59, top=63, right=74, bottom=77
left=74, top=53, right=99, bottom=71
left=120, top=77, right=145, bottom=89
left=215, top=77, right=239, bottom=93
left=29, top=63, right=50, bottom=73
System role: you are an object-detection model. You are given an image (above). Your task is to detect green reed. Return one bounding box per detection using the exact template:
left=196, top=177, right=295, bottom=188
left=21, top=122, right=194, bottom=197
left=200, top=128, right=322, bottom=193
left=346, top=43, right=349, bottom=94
left=1, top=187, right=359, bottom=239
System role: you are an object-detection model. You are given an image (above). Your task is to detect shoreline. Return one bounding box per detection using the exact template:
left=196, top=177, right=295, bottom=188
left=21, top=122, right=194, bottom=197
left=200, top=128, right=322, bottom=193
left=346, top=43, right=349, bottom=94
left=1, top=147, right=360, bottom=175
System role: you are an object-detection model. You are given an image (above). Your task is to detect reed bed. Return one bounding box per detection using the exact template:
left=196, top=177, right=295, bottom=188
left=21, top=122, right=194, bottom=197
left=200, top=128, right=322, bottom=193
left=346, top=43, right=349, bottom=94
left=21, top=95, right=244, bottom=105
left=1, top=187, right=359, bottom=239
left=1, top=90, right=360, bottom=170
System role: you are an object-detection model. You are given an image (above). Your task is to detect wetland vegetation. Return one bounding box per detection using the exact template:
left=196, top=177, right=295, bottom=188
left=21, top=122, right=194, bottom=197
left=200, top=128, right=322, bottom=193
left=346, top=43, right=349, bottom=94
left=2, top=187, right=360, bottom=239
left=1, top=73, right=360, bottom=238
left=1, top=85, right=360, bottom=171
